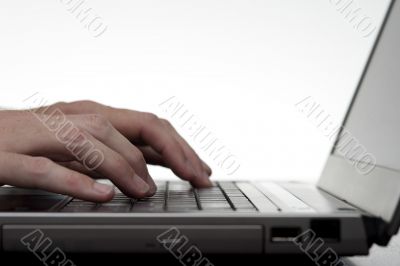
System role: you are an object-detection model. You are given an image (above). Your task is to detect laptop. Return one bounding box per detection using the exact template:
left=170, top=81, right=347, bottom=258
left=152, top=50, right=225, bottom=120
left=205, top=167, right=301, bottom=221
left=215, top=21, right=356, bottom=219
left=1, top=0, right=399, bottom=257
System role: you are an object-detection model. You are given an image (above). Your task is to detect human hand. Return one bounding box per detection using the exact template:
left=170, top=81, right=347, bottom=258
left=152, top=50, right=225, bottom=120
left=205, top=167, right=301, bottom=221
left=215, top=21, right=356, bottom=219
left=0, top=101, right=212, bottom=202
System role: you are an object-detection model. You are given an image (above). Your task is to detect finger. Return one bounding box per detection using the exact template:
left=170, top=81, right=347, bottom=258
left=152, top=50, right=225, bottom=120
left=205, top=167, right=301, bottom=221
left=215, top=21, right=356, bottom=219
left=71, top=114, right=157, bottom=195
left=161, top=119, right=213, bottom=178
left=57, top=161, right=105, bottom=179
left=138, top=113, right=209, bottom=185
left=0, top=152, right=114, bottom=202
left=137, top=146, right=166, bottom=166
left=139, top=145, right=211, bottom=178
left=60, top=130, right=151, bottom=198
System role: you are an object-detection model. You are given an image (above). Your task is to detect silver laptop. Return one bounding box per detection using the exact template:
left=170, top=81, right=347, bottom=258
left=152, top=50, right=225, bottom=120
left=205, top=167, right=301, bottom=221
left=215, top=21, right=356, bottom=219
left=1, top=0, right=399, bottom=257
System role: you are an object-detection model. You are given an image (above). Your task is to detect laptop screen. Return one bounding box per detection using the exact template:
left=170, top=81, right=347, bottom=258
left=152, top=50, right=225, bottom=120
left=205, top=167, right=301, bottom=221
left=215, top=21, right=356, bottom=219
left=333, top=0, right=400, bottom=174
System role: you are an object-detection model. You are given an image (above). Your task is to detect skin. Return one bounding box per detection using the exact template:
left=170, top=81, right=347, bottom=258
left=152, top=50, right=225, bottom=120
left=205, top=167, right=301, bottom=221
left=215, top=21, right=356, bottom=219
left=0, top=101, right=212, bottom=202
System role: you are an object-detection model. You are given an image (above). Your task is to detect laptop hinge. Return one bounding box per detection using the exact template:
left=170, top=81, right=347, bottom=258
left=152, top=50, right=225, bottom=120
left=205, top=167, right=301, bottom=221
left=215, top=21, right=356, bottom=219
left=362, top=215, right=392, bottom=247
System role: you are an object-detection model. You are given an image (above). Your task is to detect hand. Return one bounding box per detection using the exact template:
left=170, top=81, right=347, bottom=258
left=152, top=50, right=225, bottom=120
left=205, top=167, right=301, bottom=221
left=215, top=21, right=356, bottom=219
left=0, top=101, right=212, bottom=202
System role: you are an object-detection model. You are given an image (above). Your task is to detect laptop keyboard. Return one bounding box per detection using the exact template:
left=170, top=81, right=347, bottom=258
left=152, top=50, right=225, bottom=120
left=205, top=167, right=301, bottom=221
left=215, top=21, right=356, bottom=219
left=61, top=181, right=258, bottom=213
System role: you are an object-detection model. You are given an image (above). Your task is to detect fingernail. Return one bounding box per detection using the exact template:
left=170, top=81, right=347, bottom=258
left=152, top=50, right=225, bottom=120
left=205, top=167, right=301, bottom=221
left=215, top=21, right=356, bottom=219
left=203, top=171, right=211, bottom=180
left=133, top=174, right=150, bottom=193
left=202, top=173, right=213, bottom=187
left=147, top=174, right=157, bottom=195
left=93, top=182, right=114, bottom=194
left=202, top=161, right=212, bottom=175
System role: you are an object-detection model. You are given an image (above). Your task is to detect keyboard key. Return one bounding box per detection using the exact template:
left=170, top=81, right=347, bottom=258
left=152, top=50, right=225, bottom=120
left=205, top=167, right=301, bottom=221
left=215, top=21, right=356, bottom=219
left=236, top=183, right=278, bottom=212
left=258, top=183, right=315, bottom=212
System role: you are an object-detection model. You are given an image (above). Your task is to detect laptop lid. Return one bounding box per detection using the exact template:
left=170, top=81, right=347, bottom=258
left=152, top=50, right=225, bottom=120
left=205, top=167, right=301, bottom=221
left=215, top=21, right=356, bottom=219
left=317, top=0, right=400, bottom=236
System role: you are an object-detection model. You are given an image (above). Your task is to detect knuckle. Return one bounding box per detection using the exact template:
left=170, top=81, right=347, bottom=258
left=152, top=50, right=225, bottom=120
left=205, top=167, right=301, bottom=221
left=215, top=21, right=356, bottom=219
left=84, top=114, right=112, bottom=135
left=73, top=100, right=99, bottom=108
left=142, top=112, right=159, bottom=124
left=67, top=100, right=104, bottom=113
left=160, top=118, right=173, bottom=127
left=67, top=128, right=89, bottom=146
left=63, top=172, right=83, bottom=190
left=112, top=154, right=132, bottom=175
left=130, top=150, right=146, bottom=165
left=52, top=101, right=68, bottom=109
left=23, top=157, right=52, bottom=177
left=87, top=114, right=111, bottom=129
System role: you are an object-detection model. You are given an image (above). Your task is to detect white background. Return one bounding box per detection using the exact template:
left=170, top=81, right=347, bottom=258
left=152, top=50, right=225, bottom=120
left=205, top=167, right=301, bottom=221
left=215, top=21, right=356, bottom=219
left=0, top=0, right=391, bottom=183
